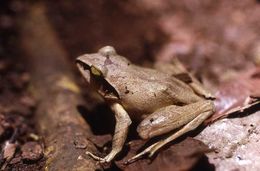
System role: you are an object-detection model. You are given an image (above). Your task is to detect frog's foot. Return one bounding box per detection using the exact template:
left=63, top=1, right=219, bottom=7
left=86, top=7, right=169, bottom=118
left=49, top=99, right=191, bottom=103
left=86, top=151, right=111, bottom=163
left=125, top=142, right=160, bottom=164
left=86, top=151, right=106, bottom=163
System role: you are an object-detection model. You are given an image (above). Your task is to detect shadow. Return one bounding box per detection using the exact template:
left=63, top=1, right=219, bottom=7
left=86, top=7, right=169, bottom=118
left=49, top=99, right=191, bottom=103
left=191, top=155, right=215, bottom=171
left=104, top=162, right=122, bottom=171
left=77, top=104, right=115, bottom=135
left=227, top=102, right=260, bottom=119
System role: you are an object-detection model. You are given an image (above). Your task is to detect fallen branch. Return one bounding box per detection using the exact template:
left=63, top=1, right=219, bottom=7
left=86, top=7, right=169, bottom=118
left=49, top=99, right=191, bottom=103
left=19, top=3, right=101, bottom=171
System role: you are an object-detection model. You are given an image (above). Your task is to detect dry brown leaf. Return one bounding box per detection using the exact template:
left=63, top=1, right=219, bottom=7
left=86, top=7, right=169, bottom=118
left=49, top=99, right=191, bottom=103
left=1, top=141, right=17, bottom=170
left=207, top=67, right=260, bottom=123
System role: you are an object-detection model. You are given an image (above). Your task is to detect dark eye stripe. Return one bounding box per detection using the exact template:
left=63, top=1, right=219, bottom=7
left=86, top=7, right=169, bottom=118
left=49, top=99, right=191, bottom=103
left=90, top=70, right=120, bottom=99
left=76, top=60, right=90, bottom=70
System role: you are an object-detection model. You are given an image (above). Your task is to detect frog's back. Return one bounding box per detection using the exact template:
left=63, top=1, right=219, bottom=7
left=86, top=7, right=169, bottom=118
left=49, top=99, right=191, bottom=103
left=109, top=65, right=201, bottom=115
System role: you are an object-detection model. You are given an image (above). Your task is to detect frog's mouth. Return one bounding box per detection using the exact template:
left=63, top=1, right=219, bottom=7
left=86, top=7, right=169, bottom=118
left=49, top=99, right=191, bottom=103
left=76, top=60, right=120, bottom=99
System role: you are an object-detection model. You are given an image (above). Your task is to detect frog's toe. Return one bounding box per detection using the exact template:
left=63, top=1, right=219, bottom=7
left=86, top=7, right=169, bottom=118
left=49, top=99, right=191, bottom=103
left=125, top=145, right=156, bottom=164
left=125, top=152, right=146, bottom=164
left=86, top=151, right=116, bottom=164
left=86, top=151, right=106, bottom=162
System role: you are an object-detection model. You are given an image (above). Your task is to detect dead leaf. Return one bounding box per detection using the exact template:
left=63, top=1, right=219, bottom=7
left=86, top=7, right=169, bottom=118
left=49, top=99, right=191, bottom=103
left=2, top=141, right=17, bottom=161
left=21, top=142, right=43, bottom=162
left=207, top=67, right=260, bottom=123
left=1, top=141, right=17, bottom=170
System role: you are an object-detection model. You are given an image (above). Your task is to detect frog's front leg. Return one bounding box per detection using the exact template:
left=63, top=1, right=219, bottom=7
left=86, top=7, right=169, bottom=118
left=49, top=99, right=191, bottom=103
left=86, top=103, right=132, bottom=163
left=127, top=100, right=214, bottom=164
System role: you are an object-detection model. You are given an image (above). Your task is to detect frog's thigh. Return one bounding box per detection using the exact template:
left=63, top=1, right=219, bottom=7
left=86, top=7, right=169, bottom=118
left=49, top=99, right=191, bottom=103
left=148, top=107, right=214, bottom=154
left=137, top=100, right=214, bottom=139
left=128, top=100, right=214, bottom=163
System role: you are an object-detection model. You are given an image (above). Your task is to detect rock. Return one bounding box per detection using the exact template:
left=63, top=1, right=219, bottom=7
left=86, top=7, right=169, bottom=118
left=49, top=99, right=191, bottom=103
left=21, top=142, right=43, bottom=162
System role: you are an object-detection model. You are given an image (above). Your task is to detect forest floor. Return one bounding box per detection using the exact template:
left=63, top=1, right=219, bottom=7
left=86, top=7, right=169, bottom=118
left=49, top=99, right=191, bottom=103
left=0, top=0, right=259, bottom=170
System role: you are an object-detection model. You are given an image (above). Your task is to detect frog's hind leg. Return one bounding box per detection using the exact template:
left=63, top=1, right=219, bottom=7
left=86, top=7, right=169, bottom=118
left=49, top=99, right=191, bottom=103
left=155, top=58, right=215, bottom=99
left=126, top=100, right=214, bottom=164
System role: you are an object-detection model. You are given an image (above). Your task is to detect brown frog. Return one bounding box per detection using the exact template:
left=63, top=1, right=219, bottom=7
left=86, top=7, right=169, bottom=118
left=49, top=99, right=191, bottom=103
left=76, top=46, right=215, bottom=163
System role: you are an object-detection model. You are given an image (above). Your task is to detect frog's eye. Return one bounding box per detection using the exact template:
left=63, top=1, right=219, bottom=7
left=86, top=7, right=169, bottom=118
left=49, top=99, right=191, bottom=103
left=90, top=66, right=103, bottom=76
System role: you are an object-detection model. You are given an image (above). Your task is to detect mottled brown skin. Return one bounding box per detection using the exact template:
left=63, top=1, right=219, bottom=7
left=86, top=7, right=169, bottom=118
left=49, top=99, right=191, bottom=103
left=76, top=46, right=215, bottom=163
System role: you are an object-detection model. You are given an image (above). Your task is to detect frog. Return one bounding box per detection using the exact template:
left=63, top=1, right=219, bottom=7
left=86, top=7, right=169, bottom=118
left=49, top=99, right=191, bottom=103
left=76, top=46, right=215, bottom=164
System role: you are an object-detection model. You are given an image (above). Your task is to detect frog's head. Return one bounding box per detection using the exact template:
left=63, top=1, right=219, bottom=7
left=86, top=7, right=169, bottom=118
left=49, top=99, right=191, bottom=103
left=76, top=46, right=130, bottom=100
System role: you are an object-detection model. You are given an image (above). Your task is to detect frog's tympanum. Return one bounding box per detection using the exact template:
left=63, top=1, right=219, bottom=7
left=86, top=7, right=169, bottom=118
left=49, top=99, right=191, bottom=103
left=76, top=46, right=215, bottom=164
